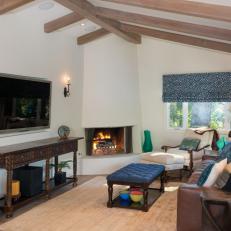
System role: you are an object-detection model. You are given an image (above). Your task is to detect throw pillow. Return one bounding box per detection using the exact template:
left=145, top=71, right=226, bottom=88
left=197, top=163, right=215, bottom=187
left=179, top=138, right=201, bottom=151
left=216, top=136, right=226, bottom=151
left=222, top=176, right=231, bottom=192
left=215, top=171, right=230, bottom=189
left=225, top=163, right=231, bottom=173
left=203, top=158, right=227, bottom=187
left=219, top=142, right=231, bottom=163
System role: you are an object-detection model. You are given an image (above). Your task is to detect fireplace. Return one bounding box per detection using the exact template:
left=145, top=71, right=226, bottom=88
left=85, top=127, right=132, bottom=156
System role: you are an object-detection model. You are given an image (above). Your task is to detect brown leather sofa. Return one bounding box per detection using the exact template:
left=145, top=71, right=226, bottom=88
left=177, top=160, right=231, bottom=231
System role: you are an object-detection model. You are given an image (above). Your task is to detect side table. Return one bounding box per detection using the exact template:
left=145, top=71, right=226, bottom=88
left=200, top=188, right=231, bottom=231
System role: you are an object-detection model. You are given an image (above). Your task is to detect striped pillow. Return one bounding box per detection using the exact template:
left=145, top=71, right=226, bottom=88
left=197, top=163, right=215, bottom=186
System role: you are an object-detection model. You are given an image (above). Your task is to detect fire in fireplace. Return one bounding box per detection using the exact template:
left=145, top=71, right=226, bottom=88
left=85, top=127, right=132, bottom=156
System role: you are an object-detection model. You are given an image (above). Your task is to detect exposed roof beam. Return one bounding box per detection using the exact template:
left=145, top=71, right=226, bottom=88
left=44, top=6, right=231, bottom=42
left=77, top=28, right=110, bottom=45
left=102, top=0, right=231, bottom=22
left=44, top=12, right=84, bottom=33
left=97, top=7, right=231, bottom=42
left=120, top=24, right=231, bottom=53
left=0, top=0, right=34, bottom=14
left=55, top=0, right=141, bottom=44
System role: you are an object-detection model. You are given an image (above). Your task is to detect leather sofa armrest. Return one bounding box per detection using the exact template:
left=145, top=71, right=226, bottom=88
left=177, top=184, right=203, bottom=231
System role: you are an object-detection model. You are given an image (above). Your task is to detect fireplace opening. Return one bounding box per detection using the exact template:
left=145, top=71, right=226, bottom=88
left=85, top=127, right=132, bottom=156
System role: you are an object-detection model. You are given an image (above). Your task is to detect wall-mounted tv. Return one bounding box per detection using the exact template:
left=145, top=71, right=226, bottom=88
left=0, top=73, right=51, bottom=134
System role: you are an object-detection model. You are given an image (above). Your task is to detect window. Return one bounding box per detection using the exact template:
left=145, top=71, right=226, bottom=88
left=167, top=102, right=231, bottom=130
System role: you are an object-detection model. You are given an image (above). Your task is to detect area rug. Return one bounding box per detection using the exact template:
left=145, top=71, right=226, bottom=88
left=0, top=177, right=179, bottom=231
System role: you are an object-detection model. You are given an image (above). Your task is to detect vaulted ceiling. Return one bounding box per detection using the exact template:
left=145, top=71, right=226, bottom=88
left=1, top=0, right=231, bottom=53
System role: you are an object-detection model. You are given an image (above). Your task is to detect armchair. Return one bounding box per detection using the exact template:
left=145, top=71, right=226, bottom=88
left=162, top=128, right=215, bottom=174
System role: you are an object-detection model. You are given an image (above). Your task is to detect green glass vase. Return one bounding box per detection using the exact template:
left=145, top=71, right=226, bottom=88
left=142, top=130, right=153, bottom=153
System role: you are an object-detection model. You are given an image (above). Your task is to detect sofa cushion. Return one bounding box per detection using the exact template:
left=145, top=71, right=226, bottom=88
left=179, top=138, right=201, bottom=151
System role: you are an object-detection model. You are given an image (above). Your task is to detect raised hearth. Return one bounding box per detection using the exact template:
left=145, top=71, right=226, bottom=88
left=85, top=127, right=132, bottom=156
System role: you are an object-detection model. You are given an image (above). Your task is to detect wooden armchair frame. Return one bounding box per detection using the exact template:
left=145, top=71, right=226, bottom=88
left=161, top=144, right=210, bottom=174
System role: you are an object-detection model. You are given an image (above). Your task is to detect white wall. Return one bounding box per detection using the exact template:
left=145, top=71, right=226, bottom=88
left=82, top=35, right=142, bottom=153
left=138, top=37, right=231, bottom=150
left=0, top=9, right=84, bottom=196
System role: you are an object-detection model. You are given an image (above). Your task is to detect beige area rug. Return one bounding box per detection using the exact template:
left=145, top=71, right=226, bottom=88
left=0, top=177, right=179, bottom=231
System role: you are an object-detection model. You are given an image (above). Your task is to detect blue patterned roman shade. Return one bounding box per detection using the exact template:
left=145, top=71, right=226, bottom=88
left=163, top=72, right=231, bottom=102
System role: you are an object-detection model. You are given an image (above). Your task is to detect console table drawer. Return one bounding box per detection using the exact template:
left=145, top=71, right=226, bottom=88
left=12, top=147, right=52, bottom=167
left=57, top=142, right=76, bottom=155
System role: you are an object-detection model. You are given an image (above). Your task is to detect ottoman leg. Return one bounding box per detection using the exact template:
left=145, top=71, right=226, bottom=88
left=107, top=183, right=113, bottom=208
left=179, top=169, right=183, bottom=181
left=143, top=187, right=149, bottom=212
left=160, top=172, right=165, bottom=193
left=164, top=171, right=168, bottom=183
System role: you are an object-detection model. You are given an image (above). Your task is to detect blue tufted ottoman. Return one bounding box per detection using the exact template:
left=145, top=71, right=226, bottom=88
left=106, top=163, right=165, bottom=212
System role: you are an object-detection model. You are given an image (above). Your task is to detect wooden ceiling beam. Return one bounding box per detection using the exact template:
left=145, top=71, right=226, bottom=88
left=77, top=28, right=110, bottom=45
left=77, top=23, right=231, bottom=53
left=0, top=0, right=34, bottom=14
left=120, top=23, right=231, bottom=53
left=44, top=6, right=231, bottom=42
left=102, top=0, right=231, bottom=22
left=44, top=12, right=84, bottom=33
left=97, top=7, right=231, bottom=42
left=55, top=0, right=141, bottom=44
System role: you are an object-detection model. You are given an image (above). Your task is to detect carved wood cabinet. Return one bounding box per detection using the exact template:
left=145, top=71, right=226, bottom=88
left=0, top=137, right=83, bottom=217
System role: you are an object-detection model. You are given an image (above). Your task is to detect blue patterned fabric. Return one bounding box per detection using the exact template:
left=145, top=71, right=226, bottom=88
left=218, top=142, right=231, bottom=163
left=107, top=163, right=165, bottom=184
left=197, top=162, right=215, bottom=186
left=163, top=72, right=231, bottom=102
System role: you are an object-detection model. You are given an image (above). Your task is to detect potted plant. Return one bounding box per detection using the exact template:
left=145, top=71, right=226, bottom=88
left=50, top=160, right=72, bottom=185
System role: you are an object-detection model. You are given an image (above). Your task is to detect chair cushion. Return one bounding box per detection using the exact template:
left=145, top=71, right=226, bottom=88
left=179, top=138, right=201, bottom=151
left=107, top=163, right=165, bottom=184
left=167, top=148, right=204, bottom=161
left=141, top=152, right=184, bottom=165
left=184, top=128, right=214, bottom=150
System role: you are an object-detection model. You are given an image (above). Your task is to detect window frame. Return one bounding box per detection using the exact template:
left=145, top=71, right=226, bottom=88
left=166, top=102, right=231, bottom=132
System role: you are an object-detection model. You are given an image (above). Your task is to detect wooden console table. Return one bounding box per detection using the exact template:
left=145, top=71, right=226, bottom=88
left=0, top=137, right=83, bottom=217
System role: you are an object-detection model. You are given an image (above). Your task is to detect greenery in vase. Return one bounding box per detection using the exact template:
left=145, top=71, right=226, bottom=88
left=50, top=160, right=72, bottom=173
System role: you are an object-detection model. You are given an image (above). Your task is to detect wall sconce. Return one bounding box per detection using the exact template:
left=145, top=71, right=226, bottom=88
left=64, top=75, right=71, bottom=97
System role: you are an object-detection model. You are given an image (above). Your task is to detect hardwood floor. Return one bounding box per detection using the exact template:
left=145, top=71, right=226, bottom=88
left=0, top=175, right=95, bottom=223
left=0, top=176, right=179, bottom=231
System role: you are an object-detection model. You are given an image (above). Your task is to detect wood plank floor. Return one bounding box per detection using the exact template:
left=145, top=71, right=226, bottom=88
left=0, top=176, right=179, bottom=231
left=0, top=175, right=95, bottom=223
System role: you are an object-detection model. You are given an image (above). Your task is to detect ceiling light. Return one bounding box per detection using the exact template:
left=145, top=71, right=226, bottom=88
left=39, top=1, right=55, bottom=10
left=81, top=23, right=85, bottom=26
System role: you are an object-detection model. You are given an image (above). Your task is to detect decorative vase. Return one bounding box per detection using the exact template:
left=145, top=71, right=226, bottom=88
left=142, top=130, right=153, bottom=152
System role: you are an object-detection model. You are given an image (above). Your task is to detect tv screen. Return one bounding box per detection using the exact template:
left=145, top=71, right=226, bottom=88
left=0, top=73, right=51, bottom=133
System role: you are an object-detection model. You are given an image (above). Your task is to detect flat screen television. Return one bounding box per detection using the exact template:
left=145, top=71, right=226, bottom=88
left=0, top=73, right=51, bottom=134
